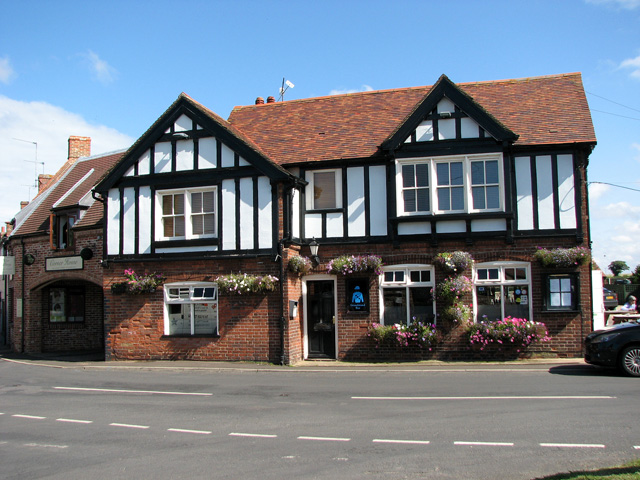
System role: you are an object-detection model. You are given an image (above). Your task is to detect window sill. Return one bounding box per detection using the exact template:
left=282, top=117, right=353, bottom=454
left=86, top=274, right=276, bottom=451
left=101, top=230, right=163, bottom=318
left=161, top=334, right=220, bottom=339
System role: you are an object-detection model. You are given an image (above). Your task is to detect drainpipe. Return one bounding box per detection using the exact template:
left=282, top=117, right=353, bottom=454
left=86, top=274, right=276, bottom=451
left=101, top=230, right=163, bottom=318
left=21, top=237, right=25, bottom=353
left=278, top=239, right=286, bottom=365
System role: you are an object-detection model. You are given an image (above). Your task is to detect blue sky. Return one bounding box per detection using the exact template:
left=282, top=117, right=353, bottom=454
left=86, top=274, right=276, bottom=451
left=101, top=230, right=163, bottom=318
left=1, top=0, right=639, bottom=273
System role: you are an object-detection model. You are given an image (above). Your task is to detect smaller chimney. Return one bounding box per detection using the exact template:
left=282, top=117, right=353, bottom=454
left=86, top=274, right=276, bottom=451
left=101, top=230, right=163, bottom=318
left=68, top=136, right=91, bottom=165
left=20, top=201, right=29, bottom=210
left=38, top=174, right=52, bottom=194
left=255, top=97, right=265, bottom=105
left=266, top=96, right=276, bottom=103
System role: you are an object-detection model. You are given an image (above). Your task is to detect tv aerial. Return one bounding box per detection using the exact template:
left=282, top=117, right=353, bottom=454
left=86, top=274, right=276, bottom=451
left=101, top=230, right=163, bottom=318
left=13, top=137, right=44, bottom=196
left=278, top=78, right=294, bottom=101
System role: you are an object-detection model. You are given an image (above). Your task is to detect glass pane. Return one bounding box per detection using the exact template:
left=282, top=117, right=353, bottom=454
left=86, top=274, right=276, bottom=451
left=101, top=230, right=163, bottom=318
left=174, top=194, right=184, bottom=215
left=560, top=278, right=571, bottom=291
left=437, top=188, right=450, bottom=210
left=394, top=271, right=405, bottom=282
left=476, top=286, right=502, bottom=322
left=486, top=186, right=500, bottom=209
left=450, top=162, right=463, bottom=185
left=203, top=287, right=216, bottom=298
left=193, top=288, right=204, bottom=297
left=505, top=268, right=515, bottom=281
left=194, top=303, right=218, bottom=334
left=472, top=186, right=485, bottom=209
left=402, top=165, right=415, bottom=188
left=383, top=288, right=407, bottom=325
left=477, top=269, right=488, bottom=280
left=410, top=271, right=420, bottom=282
left=409, top=287, right=434, bottom=324
left=436, top=163, right=449, bottom=186
left=163, top=217, right=174, bottom=237
left=162, top=195, right=173, bottom=215
left=516, top=268, right=527, bottom=280
left=50, top=288, right=66, bottom=323
left=203, top=213, right=215, bottom=234
left=471, top=161, right=484, bottom=185
left=192, top=215, right=203, bottom=235
left=416, top=188, right=430, bottom=211
left=68, top=289, right=84, bottom=322
left=561, top=293, right=572, bottom=306
left=168, top=304, right=191, bottom=335
left=486, top=160, right=499, bottom=184
left=488, top=269, right=499, bottom=280
left=403, top=190, right=416, bottom=212
left=451, top=187, right=464, bottom=210
left=191, top=192, right=203, bottom=213
left=384, top=272, right=394, bottom=283
left=313, top=171, right=336, bottom=209
left=550, top=293, right=561, bottom=306
left=504, top=285, right=529, bottom=319
left=416, top=164, right=429, bottom=187
left=203, top=191, right=215, bottom=212
left=175, top=216, right=185, bottom=237
left=549, top=278, right=561, bottom=293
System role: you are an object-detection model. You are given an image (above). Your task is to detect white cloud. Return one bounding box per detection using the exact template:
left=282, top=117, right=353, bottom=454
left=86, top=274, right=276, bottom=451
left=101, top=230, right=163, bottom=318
left=0, top=95, right=133, bottom=223
left=611, top=235, right=634, bottom=243
left=83, top=50, right=117, bottom=85
left=586, top=0, right=640, bottom=9
left=620, top=54, right=640, bottom=79
left=588, top=182, right=610, bottom=201
left=600, top=201, right=640, bottom=218
left=0, top=56, right=15, bottom=84
left=329, top=85, right=374, bottom=95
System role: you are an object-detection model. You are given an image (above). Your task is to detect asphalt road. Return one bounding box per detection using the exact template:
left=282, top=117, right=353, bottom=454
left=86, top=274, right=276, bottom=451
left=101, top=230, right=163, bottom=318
left=0, top=356, right=638, bottom=480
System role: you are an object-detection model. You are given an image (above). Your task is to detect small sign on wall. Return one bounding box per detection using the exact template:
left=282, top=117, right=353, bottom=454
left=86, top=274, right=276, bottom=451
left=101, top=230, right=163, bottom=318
left=45, top=256, right=83, bottom=271
left=347, top=278, right=369, bottom=312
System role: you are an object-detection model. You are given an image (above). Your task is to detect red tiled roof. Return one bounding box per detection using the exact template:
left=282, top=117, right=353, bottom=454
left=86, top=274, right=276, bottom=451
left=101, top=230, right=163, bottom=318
left=228, top=73, right=596, bottom=165
left=12, top=151, right=124, bottom=237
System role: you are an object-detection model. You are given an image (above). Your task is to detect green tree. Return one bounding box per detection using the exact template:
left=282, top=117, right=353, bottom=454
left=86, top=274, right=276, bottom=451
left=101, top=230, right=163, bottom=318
left=608, top=260, right=630, bottom=276
left=630, top=264, right=640, bottom=284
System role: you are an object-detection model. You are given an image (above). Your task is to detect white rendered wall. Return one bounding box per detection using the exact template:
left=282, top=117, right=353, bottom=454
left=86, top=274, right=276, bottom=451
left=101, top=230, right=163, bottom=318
left=536, top=156, right=555, bottom=230
left=239, top=177, right=254, bottom=250
left=369, top=165, right=387, bottom=236
left=222, top=179, right=236, bottom=250
left=347, top=167, right=366, bottom=237
left=515, top=156, right=534, bottom=230
left=257, top=176, right=272, bottom=249
left=122, top=187, right=136, bottom=254
left=107, top=189, right=120, bottom=255
left=557, top=154, right=576, bottom=229
left=138, top=186, right=152, bottom=254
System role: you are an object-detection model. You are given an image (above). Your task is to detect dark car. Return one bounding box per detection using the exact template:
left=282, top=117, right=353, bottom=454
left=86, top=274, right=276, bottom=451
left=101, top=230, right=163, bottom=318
left=585, top=321, right=640, bottom=376
left=603, top=288, right=618, bottom=310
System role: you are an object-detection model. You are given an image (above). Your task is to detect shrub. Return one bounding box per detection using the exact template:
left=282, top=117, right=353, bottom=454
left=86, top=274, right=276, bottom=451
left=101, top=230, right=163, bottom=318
left=327, top=254, right=383, bottom=276
left=465, top=317, right=550, bottom=351
left=534, top=247, right=591, bottom=268
left=215, top=273, right=279, bottom=295
left=368, top=321, right=439, bottom=349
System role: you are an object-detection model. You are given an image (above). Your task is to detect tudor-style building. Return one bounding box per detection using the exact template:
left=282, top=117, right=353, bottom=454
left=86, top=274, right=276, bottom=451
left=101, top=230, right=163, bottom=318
left=95, top=72, right=595, bottom=363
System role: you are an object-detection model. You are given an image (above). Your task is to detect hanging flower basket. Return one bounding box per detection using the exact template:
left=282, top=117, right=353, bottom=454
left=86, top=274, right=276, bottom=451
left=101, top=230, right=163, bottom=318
left=435, top=276, right=473, bottom=304
left=288, top=255, right=312, bottom=276
left=215, top=273, right=279, bottom=295
left=326, top=254, right=383, bottom=276
left=533, top=247, right=591, bottom=268
left=434, top=251, right=474, bottom=274
left=111, top=269, right=166, bottom=294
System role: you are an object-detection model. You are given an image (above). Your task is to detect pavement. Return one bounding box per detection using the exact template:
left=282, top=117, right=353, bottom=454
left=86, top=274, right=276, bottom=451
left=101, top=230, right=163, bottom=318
left=0, top=344, right=587, bottom=372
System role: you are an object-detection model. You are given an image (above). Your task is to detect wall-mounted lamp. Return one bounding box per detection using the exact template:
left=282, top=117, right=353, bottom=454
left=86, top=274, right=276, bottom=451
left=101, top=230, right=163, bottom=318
left=309, top=238, right=320, bottom=266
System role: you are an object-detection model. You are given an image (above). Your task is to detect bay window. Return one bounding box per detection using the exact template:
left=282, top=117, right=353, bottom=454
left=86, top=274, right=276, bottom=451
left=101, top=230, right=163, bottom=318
left=474, top=263, right=531, bottom=322
left=164, top=283, right=218, bottom=336
left=380, top=265, right=435, bottom=325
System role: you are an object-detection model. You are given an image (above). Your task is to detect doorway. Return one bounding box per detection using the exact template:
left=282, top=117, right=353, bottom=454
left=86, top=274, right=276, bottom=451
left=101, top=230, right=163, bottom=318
left=305, top=279, right=336, bottom=359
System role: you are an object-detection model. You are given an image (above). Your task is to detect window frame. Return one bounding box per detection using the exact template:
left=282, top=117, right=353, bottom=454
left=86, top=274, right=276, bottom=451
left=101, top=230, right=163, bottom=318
left=163, top=282, right=219, bottom=336
left=306, top=169, right=343, bottom=211
left=379, top=264, right=435, bottom=326
left=49, top=286, right=85, bottom=323
left=545, top=273, right=578, bottom=311
left=473, top=262, right=531, bottom=322
left=49, top=211, right=79, bottom=250
left=396, top=153, right=504, bottom=216
left=156, top=187, right=217, bottom=241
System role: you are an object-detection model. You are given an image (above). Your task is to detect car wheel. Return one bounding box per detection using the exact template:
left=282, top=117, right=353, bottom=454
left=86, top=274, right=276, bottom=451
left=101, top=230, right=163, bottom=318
left=620, top=346, right=640, bottom=377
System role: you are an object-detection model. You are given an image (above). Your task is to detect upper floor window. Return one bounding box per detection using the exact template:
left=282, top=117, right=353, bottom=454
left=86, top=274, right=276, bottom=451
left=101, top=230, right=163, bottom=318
left=306, top=169, right=342, bottom=210
left=157, top=188, right=216, bottom=240
left=49, top=211, right=79, bottom=250
left=396, top=154, right=503, bottom=216
left=474, top=262, right=530, bottom=322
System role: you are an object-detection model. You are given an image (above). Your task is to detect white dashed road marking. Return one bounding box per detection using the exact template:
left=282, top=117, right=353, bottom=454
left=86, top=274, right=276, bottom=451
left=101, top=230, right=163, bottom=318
left=298, top=436, right=351, bottom=442
left=373, top=439, right=431, bottom=445
left=56, top=418, right=93, bottom=424
left=54, top=386, right=212, bottom=396
left=12, top=414, right=45, bottom=420
left=109, top=423, right=150, bottom=429
left=455, top=441, right=514, bottom=447
left=229, top=432, right=278, bottom=438
left=540, top=443, right=605, bottom=449
left=168, top=428, right=211, bottom=435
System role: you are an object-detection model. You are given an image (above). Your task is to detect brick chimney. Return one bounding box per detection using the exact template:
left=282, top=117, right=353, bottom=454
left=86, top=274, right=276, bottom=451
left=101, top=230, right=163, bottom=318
left=38, top=174, right=53, bottom=194
left=255, top=97, right=265, bottom=105
left=20, top=201, right=29, bottom=210
left=266, top=96, right=276, bottom=103
left=68, top=136, right=91, bottom=164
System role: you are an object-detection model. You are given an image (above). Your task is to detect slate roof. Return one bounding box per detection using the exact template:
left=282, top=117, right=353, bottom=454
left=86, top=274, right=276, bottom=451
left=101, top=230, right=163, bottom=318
left=11, top=150, right=125, bottom=237
left=228, top=73, right=596, bottom=165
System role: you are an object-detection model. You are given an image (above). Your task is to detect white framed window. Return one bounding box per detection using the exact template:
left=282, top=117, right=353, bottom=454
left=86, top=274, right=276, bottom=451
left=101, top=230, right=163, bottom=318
left=474, top=262, right=531, bottom=322
left=396, top=154, right=503, bottom=216
left=380, top=265, right=435, bottom=325
left=164, top=282, right=218, bottom=336
left=306, top=169, right=342, bottom=210
left=156, top=187, right=217, bottom=240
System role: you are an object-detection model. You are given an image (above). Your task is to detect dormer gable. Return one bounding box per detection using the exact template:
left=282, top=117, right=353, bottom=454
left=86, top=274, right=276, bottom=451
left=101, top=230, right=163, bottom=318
left=381, top=74, right=518, bottom=153
left=96, top=93, right=294, bottom=193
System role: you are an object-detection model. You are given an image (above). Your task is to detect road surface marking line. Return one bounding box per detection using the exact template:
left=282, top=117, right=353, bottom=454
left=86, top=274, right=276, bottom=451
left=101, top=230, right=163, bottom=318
left=12, top=414, right=46, bottom=420
left=54, top=386, right=212, bottom=396
left=540, top=443, right=605, bottom=449
left=635, top=446, right=640, bottom=450
left=110, top=423, right=150, bottom=429
left=455, top=441, right=514, bottom=447
left=24, top=443, right=68, bottom=449
left=352, top=396, right=614, bottom=400
left=298, top=436, right=351, bottom=442
left=168, top=428, right=211, bottom=435
left=373, top=439, right=431, bottom=445
left=56, top=418, right=93, bottom=424
left=229, top=432, right=278, bottom=438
